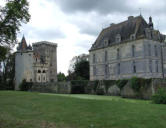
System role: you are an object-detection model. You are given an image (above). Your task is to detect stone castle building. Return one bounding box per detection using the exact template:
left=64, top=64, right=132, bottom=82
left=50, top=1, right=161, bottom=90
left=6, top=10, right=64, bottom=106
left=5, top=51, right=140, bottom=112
left=89, top=15, right=166, bottom=80
left=15, top=36, right=57, bottom=90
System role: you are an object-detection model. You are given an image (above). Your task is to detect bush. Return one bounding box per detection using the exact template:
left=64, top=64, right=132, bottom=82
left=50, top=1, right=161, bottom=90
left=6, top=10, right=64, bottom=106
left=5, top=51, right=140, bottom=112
left=152, top=88, right=166, bottom=104
left=19, top=79, right=32, bottom=91
left=116, top=79, right=128, bottom=90
left=71, top=80, right=88, bottom=94
left=129, top=77, right=152, bottom=93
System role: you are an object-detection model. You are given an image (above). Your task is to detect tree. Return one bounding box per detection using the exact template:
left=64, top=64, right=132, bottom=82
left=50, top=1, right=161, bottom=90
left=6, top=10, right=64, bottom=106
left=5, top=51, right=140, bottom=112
left=0, top=0, right=30, bottom=45
left=0, top=52, right=15, bottom=90
left=67, top=54, right=89, bottom=80
left=57, top=72, right=66, bottom=82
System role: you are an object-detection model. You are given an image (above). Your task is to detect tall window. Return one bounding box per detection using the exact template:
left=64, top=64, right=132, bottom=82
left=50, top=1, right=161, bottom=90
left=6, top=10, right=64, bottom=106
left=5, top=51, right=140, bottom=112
left=105, top=64, right=108, bottom=76
left=105, top=51, right=108, bottom=62
left=93, top=54, right=96, bottom=63
left=156, top=60, right=158, bottom=73
left=117, top=63, right=120, bottom=75
left=93, top=66, right=96, bottom=76
left=148, top=44, right=151, bottom=56
left=154, top=45, right=158, bottom=56
left=149, top=60, right=152, bottom=73
left=117, top=48, right=120, bottom=59
left=132, top=45, right=135, bottom=57
left=133, top=61, right=136, bottom=73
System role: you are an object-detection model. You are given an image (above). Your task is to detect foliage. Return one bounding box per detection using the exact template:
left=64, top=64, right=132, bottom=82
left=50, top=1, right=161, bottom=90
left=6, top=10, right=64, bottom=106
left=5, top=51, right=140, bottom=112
left=129, top=77, right=152, bottom=93
left=74, top=60, right=89, bottom=80
left=57, top=72, right=66, bottom=81
left=0, top=0, right=30, bottom=45
left=71, top=80, right=88, bottom=94
left=0, top=52, right=15, bottom=90
left=67, top=55, right=89, bottom=80
left=0, top=46, right=8, bottom=61
left=152, top=88, right=166, bottom=104
left=102, top=80, right=116, bottom=93
left=19, top=79, right=32, bottom=91
left=116, top=79, right=128, bottom=90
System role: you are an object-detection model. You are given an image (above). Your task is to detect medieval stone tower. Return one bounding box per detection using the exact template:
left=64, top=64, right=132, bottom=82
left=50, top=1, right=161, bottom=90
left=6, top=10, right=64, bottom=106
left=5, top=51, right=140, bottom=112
left=15, top=36, right=57, bottom=90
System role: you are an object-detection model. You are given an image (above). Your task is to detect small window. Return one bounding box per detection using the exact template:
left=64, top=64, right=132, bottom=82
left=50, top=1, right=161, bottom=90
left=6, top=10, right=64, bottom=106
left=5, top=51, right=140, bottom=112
left=38, top=70, right=41, bottom=73
left=130, top=34, right=135, bottom=40
left=104, top=39, right=108, bottom=46
left=116, top=34, right=121, bottom=43
left=43, top=70, right=46, bottom=73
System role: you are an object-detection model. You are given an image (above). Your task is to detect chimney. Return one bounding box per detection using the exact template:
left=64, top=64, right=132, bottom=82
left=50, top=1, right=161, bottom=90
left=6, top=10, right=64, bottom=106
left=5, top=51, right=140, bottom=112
left=149, top=16, right=154, bottom=29
left=128, top=16, right=134, bottom=20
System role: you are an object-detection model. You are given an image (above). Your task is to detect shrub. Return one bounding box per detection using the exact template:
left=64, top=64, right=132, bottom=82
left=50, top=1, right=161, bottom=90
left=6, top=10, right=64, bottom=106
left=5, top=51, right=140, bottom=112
left=152, top=88, right=166, bottom=104
left=116, top=79, right=128, bottom=90
left=71, top=80, right=88, bottom=94
left=129, top=77, right=141, bottom=92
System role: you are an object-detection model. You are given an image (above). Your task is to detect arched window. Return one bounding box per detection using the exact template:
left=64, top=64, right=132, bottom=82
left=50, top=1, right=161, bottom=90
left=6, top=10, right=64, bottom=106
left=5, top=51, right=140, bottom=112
left=43, top=70, right=46, bottom=73
left=38, top=70, right=41, bottom=73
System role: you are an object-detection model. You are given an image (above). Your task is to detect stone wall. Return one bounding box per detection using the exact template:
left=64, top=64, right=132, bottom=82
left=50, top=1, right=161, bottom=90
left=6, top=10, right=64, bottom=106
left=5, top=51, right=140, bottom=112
left=28, top=79, right=166, bottom=100
left=30, top=82, right=71, bottom=94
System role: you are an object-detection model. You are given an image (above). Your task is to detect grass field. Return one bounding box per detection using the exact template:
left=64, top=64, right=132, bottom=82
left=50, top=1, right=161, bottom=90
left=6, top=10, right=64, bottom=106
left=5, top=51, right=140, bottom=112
left=0, top=91, right=166, bottom=128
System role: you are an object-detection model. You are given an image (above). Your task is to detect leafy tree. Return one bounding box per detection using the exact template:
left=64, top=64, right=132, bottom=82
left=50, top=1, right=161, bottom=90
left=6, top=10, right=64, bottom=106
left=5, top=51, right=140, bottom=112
left=0, top=0, right=30, bottom=45
left=57, top=72, right=66, bottom=82
left=0, top=53, right=15, bottom=90
left=67, top=54, right=89, bottom=80
left=74, top=60, right=89, bottom=80
left=0, top=46, right=7, bottom=61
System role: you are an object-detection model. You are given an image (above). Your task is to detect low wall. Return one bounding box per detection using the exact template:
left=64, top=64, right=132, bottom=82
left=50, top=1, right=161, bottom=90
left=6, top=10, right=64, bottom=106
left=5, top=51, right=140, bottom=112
left=30, top=82, right=71, bottom=94
left=28, top=79, right=166, bottom=100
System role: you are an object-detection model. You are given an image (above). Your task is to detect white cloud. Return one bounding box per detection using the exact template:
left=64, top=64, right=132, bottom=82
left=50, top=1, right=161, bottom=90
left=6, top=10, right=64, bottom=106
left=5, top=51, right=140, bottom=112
left=16, top=0, right=166, bottom=75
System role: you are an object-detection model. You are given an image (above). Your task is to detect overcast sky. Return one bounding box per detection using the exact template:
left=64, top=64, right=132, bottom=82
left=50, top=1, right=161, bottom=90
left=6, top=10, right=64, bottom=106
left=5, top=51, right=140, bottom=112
left=10, top=0, right=166, bottom=74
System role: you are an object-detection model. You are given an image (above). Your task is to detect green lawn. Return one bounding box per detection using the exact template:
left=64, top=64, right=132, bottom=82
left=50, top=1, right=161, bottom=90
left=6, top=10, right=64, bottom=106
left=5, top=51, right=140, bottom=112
left=0, top=91, right=166, bottom=128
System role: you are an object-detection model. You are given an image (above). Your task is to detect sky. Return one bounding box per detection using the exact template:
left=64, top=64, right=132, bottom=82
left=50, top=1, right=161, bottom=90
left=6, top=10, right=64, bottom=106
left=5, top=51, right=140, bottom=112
left=2, top=0, right=166, bottom=74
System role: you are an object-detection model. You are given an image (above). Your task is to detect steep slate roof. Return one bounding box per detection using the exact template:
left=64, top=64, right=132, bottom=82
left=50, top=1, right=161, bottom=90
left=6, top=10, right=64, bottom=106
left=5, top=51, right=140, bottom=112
left=90, top=15, right=164, bottom=51
left=17, top=36, right=32, bottom=51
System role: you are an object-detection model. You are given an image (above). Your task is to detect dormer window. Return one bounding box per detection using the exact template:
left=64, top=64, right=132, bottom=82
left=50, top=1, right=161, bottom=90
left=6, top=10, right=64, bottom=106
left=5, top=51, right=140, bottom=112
left=116, top=34, right=121, bottom=43
left=104, top=39, right=108, bottom=46
left=130, top=34, right=136, bottom=40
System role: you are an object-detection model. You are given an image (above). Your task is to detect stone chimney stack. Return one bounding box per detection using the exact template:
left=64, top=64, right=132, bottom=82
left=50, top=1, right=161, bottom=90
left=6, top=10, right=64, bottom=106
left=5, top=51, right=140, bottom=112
left=149, top=16, right=154, bottom=29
